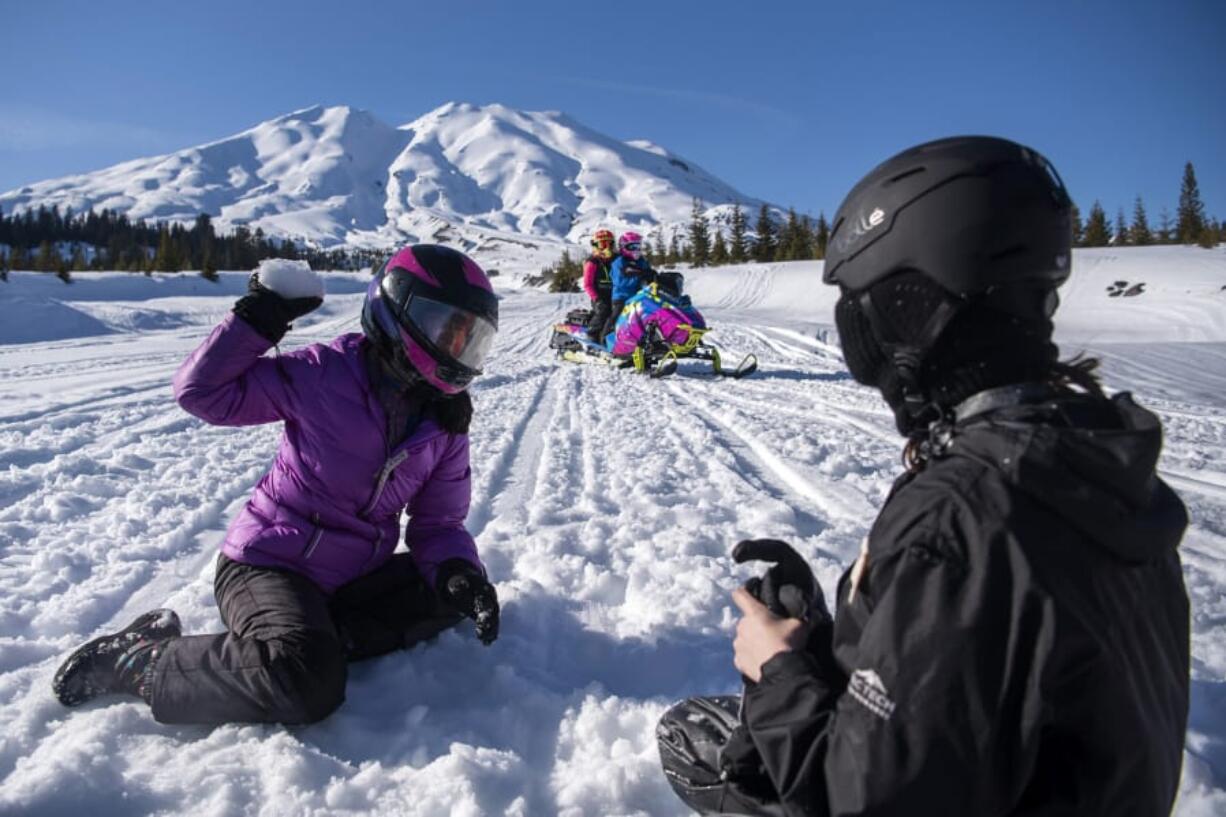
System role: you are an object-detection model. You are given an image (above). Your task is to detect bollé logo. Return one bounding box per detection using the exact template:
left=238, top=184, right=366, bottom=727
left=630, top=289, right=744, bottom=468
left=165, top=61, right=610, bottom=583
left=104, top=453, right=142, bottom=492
left=832, top=206, right=888, bottom=255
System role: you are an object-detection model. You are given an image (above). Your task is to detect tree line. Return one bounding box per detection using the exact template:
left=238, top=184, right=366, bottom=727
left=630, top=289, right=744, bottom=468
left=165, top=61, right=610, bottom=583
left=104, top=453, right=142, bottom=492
left=541, top=201, right=831, bottom=292
left=0, top=204, right=383, bottom=283
left=1076, top=162, right=1221, bottom=248
left=542, top=160, right=1222, bottom=292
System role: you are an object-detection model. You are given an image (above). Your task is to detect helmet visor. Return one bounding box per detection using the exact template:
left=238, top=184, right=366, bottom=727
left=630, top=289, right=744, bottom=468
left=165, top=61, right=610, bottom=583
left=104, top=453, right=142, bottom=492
left=403, top=295, right=497, bottom=371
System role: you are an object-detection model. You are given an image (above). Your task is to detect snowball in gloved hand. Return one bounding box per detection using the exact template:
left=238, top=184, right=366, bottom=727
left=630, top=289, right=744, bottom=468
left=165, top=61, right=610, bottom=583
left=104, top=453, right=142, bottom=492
left=253, top=259, right=325, bottom=300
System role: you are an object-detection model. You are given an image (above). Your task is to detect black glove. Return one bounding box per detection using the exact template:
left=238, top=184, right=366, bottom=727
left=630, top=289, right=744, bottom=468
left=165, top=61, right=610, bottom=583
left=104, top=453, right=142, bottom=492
left=232, top=273, right=323, bottom=344
left=733, top=539, right=843, bottom=688
left=436, top=559, right=499, bottom=645
left=731, top=538, right=827, bottom=623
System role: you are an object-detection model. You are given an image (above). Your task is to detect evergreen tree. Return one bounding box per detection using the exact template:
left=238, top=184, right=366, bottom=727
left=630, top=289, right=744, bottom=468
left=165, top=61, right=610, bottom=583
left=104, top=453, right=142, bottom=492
left=729, top=203, right=748, bottom=263
left=35, top=240, right=59, bottom=272
left=154, top=225, right=178, bottom=271
left=813, top=212, right=830, bottom=259
left=1071, top=203, right=1084, bottom=246
left=194, top=213, right=216, bottom=270
left=545, top=249, right=583, bottom=292
left=752, top=204, right=776, bottom=262
left=1177, top=161, right=1207, bottom=244
left=1114, top=208, right=1129, bottom=246
left=201, top=246, right=219, bottom=281
left=1082, top=201, right=1111, bottom=247
left=70, top=245, right=87, bottom=271
left=778, top=208, right=802, bottom=260
left=1196, top=218, right=1219, bottom=249
left=797, top=214, right=814, bottom=260
left=710, top=229, right=728, bottom=265
left=1129, top=196, right=1152, bottom=245
left=10, top=244, right=30, bottom=272
left=648, top=227, right=665, bottom=264
left=688, top=198, right=710, bottom=267
left=667, top=231, right=681, bottom=266
left=1157, top=207, right=1174, bottom=244
left=0, top=249, right=7, bottom=282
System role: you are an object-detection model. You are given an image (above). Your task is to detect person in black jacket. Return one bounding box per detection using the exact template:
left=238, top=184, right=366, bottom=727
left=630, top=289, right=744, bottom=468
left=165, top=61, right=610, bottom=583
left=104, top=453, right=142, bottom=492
left=656, top=136, right=1191, bottom=817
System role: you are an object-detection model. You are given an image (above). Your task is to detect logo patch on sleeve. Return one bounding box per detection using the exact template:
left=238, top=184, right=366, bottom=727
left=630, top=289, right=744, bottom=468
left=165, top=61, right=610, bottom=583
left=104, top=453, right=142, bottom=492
left=848, top=669, right=896, bottom=720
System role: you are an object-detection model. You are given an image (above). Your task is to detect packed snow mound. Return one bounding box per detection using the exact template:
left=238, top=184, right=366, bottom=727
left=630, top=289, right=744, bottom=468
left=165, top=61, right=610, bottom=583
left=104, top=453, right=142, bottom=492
left=255, top=259, right=325, bottom=299
left=0, top=103, right=774, bottom=252
left=0, top=296, right=114, bottom=344
left=0, top=271, right=370, bottom=346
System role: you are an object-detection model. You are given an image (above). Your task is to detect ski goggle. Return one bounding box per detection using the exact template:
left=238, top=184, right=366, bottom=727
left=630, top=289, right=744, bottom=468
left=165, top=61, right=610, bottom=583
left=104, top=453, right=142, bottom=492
left=591, top=237, right=614, bottom=248
left=623, top=242, right=642, bottom=252
left=400, top=295, right=497, bottom=372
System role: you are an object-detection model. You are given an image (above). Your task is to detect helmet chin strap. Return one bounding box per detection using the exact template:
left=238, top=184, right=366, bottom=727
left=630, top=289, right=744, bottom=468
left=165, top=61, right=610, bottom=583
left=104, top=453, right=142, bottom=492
left=858, top=289, right=965, bottom=435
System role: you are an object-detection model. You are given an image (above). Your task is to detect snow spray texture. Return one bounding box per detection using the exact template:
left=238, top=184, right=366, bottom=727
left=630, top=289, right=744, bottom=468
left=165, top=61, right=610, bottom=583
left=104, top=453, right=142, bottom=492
left=607, top=286, right=707, bottom=356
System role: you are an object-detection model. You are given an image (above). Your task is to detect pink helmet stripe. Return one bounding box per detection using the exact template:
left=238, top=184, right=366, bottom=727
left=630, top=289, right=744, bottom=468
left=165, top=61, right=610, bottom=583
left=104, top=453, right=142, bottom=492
left=386, top=246, right=441, bottom=287
left=460, top=256, right=494, bottom=292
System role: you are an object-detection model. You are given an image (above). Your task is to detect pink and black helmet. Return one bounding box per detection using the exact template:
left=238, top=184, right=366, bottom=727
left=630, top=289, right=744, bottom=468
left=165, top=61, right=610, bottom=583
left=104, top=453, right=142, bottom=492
left=618, top=231, right=644, bottom=260
left=361, top=244, right=499, bottom=394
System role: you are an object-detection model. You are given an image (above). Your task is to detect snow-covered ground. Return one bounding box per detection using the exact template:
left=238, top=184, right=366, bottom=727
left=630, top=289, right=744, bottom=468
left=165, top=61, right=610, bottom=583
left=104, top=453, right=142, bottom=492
left=1, top=246, right=1224, bottom=816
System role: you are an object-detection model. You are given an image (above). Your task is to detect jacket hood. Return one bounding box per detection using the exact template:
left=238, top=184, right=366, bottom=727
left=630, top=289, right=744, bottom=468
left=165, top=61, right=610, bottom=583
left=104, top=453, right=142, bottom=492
left=948, top=391, right=1187, bottom=564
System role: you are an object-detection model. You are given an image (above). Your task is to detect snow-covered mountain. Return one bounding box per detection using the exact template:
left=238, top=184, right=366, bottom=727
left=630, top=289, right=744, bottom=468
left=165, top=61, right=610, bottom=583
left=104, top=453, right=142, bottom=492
left=0, top=102, right=773, bottom=252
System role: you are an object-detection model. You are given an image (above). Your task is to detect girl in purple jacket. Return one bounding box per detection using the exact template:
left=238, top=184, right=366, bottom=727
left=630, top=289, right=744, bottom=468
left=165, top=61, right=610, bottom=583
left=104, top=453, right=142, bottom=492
left=52, top=245, right=501, bottom=725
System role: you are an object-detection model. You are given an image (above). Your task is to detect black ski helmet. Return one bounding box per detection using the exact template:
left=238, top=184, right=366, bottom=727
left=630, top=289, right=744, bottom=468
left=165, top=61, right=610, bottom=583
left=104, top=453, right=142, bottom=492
left=824, top=135, right=1072, bottom=296
left=824, top=136, right=1073, bottom=433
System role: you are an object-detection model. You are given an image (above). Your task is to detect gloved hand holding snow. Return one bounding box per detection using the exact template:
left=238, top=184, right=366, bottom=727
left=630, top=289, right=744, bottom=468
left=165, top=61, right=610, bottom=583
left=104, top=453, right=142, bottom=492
left=732, top=538, right=828, bottom=623
left=253, top=259, right=325, bottom=300
left=232, top=260, right=324, bottom=344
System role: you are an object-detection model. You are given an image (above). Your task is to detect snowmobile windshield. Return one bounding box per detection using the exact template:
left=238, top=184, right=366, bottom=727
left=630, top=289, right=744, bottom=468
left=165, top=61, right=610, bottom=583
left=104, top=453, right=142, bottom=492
left=403, top=295, right=497, bottom=371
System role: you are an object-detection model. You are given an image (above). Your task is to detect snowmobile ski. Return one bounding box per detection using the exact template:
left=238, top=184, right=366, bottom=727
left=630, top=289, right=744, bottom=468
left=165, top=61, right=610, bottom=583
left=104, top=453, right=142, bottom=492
left=559, top=348, right=633, bottom=369
left=713, top=351, right=758, bottom=379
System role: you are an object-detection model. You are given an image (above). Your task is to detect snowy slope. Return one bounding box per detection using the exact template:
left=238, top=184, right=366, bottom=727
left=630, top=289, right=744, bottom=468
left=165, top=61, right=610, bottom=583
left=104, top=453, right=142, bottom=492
left=0, top=103, right=771, bottom=255
left=0, top=247, right=1223, bottom=816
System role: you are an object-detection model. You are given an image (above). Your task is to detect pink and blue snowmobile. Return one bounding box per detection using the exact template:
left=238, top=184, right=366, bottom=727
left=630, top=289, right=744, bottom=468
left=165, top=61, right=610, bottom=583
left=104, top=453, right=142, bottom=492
left=549, top=272, right=757, bottom=379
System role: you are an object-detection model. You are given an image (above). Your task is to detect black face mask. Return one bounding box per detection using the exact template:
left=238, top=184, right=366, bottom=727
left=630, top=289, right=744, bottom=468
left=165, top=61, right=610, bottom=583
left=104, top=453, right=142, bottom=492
left=834, top=291, right=885, bottom=387
left=835, top=274, right=1059, bottom=436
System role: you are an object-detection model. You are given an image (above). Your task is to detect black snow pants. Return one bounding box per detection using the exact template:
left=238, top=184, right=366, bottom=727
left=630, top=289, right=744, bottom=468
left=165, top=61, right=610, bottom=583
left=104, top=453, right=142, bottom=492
left=149, top=554, right=462, bottom=725
left=586, top=297, right=612, bottom=343
left=656, top=695, right=786, bottom=817
left=599, top=299, right=625, bottom=346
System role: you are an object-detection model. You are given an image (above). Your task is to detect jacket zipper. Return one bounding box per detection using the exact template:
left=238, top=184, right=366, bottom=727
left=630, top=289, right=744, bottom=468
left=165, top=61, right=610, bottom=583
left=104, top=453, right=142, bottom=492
left=361, top=448, right=411, bottom=518
left=359, top=449, right=410, bottom=567
left=303, top=512, right=324, bottom=560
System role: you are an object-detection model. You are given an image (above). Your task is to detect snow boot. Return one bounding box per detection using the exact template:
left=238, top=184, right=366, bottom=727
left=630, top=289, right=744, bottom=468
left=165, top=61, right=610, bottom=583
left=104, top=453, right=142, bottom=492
left=52, top=609, right=181, bottom=706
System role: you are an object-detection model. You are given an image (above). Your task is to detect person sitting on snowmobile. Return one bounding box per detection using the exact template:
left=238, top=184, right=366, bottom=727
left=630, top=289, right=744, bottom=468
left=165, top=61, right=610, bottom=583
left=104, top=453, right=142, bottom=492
left=601, top=231, right=655, bottom=346
left=656, top=137, right=1190, bottom=816
left=583, top=228, right=617, bottom=342
left=52, top=245, right=502, bottom=726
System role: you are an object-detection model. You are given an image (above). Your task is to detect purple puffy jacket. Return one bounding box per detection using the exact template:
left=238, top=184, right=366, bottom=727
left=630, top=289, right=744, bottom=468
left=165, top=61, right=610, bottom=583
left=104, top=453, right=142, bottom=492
left=173, top=314, right=482, bottom=593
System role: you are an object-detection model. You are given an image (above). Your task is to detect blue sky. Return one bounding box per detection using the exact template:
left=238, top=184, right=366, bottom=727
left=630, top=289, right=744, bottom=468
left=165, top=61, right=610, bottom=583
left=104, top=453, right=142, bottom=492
left=1, top=0, right=1222, bottom=223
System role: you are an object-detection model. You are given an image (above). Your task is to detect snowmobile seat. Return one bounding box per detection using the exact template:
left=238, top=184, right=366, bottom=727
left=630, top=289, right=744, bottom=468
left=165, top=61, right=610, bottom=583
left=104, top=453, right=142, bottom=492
left=656, top=272, right=685, bottom=298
